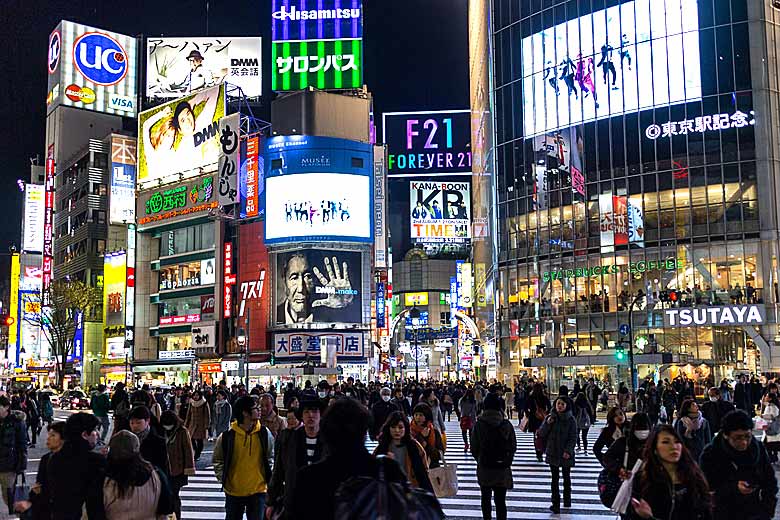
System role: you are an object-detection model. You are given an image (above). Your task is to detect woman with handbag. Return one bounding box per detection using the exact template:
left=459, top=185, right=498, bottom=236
left=411, top=403, right=445, bottom=469
left=538, top=397, right=578, bottom=514
left=599, top=412, right=652, bottom=510
left=459, top=389, right=478, bottom=453
left=628, top=425, right=712, bottom=520
left=573, top=393, right=593, bottom=452
left=472, top=393, right=516, bottom=520
left=525, top=383, right=551, bottom=462
left=103, top=431, right=175, bottom=520
left=373, top=411, right=433, bottom=492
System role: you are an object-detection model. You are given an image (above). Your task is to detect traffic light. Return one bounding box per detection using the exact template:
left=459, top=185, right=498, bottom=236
left=0, top=315, right=13, bottom=327
left=668, top=290, right=681, bottom=305
left=615, top=342, right=626, bottom=361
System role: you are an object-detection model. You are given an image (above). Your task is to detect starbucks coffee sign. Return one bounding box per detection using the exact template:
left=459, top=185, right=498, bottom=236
left=664, top=305, right=766, bottom=328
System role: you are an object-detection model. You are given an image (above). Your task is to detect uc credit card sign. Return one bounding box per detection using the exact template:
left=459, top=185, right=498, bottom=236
left=383, top=110, right=472, bottom=177
left=46, top=20, right=137, bottom=116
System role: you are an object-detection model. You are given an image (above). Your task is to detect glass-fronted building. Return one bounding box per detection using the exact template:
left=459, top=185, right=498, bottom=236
left=487, top=0, right=780, bottom=388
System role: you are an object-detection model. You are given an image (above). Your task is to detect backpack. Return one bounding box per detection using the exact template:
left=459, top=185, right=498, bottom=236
left=479, top=420, right=513, bottom=469
left=334, top=456, right=445, bottom=520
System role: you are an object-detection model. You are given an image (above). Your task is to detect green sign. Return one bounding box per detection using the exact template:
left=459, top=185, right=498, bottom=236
left=272, top=39, right=363, bottom=91
left=145, top=177, right=214, bottom=215
left=542, top=258, right=683, bottom=282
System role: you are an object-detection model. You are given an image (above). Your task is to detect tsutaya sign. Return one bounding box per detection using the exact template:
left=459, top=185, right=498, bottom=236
left=664, top=305, right=766, bottom=328
left=543, top=258, right=683, bottom=282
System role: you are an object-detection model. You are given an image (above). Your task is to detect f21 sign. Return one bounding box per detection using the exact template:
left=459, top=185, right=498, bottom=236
left=383, top=110, right=472, bottom=176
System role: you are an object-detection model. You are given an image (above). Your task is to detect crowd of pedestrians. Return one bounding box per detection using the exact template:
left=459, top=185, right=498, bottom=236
left=0, top=373, right=774, bottom=519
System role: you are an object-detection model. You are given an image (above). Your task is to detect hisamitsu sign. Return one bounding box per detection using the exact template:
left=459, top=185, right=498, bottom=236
left=664, top=305, right=766, bottom=328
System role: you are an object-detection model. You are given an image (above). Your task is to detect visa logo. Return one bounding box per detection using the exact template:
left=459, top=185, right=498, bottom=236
left=109, top=94, right=134, bottom=112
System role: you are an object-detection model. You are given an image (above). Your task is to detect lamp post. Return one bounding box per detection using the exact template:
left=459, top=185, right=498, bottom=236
left=409, top=305, right=420, bottom=381
left=627, top=293, right=645, bottom=399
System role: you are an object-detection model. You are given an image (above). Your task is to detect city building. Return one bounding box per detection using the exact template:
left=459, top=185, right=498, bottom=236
left=483, top=0, right=780, bottom=389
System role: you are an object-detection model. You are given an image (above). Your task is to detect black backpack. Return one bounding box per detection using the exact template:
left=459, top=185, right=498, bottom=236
left=479, top=420, right=514, bottom=469
left=334, top=456, right=445, bottom=520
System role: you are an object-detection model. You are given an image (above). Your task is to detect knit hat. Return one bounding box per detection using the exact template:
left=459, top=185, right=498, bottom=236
left=483, top=392, right=504, bottom=411
left=109, top=430, right=140, bottom=460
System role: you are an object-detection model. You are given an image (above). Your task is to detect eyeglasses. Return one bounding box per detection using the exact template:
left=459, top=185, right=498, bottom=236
left=727, top=433, right=752, bottom=442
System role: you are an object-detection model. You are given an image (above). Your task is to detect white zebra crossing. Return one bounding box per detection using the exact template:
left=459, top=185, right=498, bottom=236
left=181, top=418, right=612, bottom=519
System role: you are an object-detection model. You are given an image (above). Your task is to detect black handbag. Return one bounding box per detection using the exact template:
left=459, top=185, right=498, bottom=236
left=597, top=440, right=629, bottom=508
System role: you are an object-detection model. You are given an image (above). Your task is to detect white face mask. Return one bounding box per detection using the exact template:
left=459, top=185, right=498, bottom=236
left=162, top=424, right=175, bottom=431
left=318, top=391, right=327, bottom=399
left=709, top=397, right=718, bottom=402
left=381, top=395, right=391, bottom=402
left=634, top=430, right=650, bottom=440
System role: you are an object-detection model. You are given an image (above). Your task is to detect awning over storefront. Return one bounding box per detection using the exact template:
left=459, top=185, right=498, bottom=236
left=524, top=351, right=677, bottom=368
left=133, top=363, right=192, bottom=373
left=248, top=366, right=340, bottom=377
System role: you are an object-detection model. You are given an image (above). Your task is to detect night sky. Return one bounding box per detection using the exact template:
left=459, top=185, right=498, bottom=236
left=0, top=0, right=469, bottom=272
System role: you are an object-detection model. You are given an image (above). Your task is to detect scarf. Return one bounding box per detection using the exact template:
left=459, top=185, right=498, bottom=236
left=136, top=426, right=150, bottom=443
left=410, top=419, right=436, bottom=449
left=680, top=412, right=703, bottom=438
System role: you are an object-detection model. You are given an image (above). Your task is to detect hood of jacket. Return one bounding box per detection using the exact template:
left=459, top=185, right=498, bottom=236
left=190, top=397, right=207, bottom=408
left=477, top=408, right=505, bottom=426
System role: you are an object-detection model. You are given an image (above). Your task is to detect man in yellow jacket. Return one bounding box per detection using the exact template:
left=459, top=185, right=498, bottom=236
left=213, top=395, right=275, bottom=520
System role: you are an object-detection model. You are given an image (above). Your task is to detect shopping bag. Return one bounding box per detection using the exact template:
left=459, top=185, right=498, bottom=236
left=441, top=432, right=447, bottom=452
left=6, top=473, right=29, bottom=515
left=519, top=416, right=529, bottom=432
left=429, top=460, right=458, bottom=498
left=610, top=459, right=643, bottom=515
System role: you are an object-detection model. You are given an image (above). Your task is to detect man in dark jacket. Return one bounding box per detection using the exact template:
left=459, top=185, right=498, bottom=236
left=369, top=387, right=399, bottom=440
left=291, top=398, right=408, bottom=519
left=391, top=387, right=411, bottom=417
left=700, top=410, right=778, bottom=520
left=129, top=405, right=170, bottom=478
left=734, top=375, right=753, bottom=415
left=0, top=395, right=27, bottom=514
left=267, top=397, right=324, bottom=518
left=701, top=386, right=735, bottom=432
left=45, top=412, right=105, bottom=519
left=90, top=384, right=111, bottom=441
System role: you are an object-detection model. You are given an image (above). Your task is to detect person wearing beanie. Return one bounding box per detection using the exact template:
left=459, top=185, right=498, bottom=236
left=103, top=431, right=174, bottom=520
left=213, top=395, right=274, bottom=519
left=129, top=405, right=170, bottom=479
left=472, top=392, right=516, bottom=520
left=410, top=402, right=444, bottom=469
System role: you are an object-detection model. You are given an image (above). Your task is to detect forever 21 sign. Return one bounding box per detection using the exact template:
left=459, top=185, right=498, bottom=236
left=664, top=305, right=766, bottom=328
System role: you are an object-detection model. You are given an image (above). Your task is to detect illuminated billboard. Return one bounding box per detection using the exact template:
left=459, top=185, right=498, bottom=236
left=521, top=0, right=701, bottom=137
left=264, top=136, right=373, bottom=244
left=146, top=37, right=262, bottom=98
left=272, top=39, right=362, bottom=91
left=137, top=175, right=217, bottom=228
left=103, top=252, right=126, bottom=327
left=22, top=184, right=45, bottom=253
left=110, top=135, right=137, bottom=224
left=274, top=249, right=363, bottom=325
left=383, top=110, right=472, bottom=177
left=239, top=134, right=263, bottom=219
left=137, top=84, right=226, bottom=187
left=271, top=0, right=363, bottom=41
left=46, top=21, right=138, bottom=116
left=238, top=221, right=270, bottom=354
left=410, top=181, right=471, bottom=245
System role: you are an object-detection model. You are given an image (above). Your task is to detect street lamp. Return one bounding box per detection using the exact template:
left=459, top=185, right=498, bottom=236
left=627, top=292, right=646, bottom=400
left=409, top=305, right=420, bottom=381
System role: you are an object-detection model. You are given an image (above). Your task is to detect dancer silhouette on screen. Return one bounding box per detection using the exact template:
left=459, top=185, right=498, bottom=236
left=597, top=44, right=618, bottom=89
left=544, top=60, right=560, bottom=95
left=575, top=54, right=599, bottom=109
left=619, top=34, right=632, bottom=70
left=559, top=57, right=578, bottom=99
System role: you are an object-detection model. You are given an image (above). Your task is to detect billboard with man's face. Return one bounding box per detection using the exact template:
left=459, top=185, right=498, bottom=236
left=137, top=84, right=226, bottom=187
left=274, top=249, right=362, bottom=325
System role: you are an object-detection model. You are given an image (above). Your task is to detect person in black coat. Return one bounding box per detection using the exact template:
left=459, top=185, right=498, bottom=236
left=733, top=375, right=753, bottom=415
left=603, top=413, right=652, bottom=480
left=700, top=410, right=778, bottom=520
left=369, top=387, right=399, bottom=440
left=291, top=398, right=408, bottom=520
left=43, top=413, right=106, bottom=519
left=472, top=393, right=516, bottom=520
left=129, top=405, right=170, bottom=478
left=700, top=387, right=735, bottom=432
left=525, top=384, right=551, bottom=462
left=592, top=406, right=627, bottom=466
left=391, top=387, right=412, bottom=417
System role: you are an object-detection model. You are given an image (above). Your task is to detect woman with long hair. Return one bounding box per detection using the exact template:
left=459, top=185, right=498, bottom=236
left=573, top=393, right=593, bottom=452
left=373, top=411, right=433, bottom=491
left=159, top=411, right=195, bottom=520
left=103, top=431, right=173, bottom=520
left=593, top=406, right=627, bottom=465
left=603, top=412, right=652, bottom=481
left=459, top=388, right=478, bottom=452
left=525, top=383, right=551, bottom=462
left=629, top=425, right=712, bottom=520
left=538, top=397, right=578, bottom=514
left=674, top=398, right=712, bottom=462
left=184, top=389, right=210, bottom=461
left=410, top=402, right=445, bottom=469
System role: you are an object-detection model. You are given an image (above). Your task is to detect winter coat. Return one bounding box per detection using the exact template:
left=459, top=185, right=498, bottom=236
left=91, top=391, right=110, bottom=418
left=471, top=409, right=516, bottom=488
left=574, top=404, right=592, bottom=430
left=164, top=423, right=195, bottom=479
left=700, top=399, right=735, bottom=432
left=524, top=393, right=550, bottom=433
left=538, top=409, right=577, bottom=468
left=139, top=429, right=170, bottom=479
left=593, top=424, right=624, bottom=465
left=673, top=415, right=712, bottom=462
left=44, top=438, right=106, bottom=520
left=428, top=398, right=446, bottom=433
left=268, top=427, right=325, bottom=514
left=628, top=471, right=712, bottom=520
left=373, top=438, right=432, bottom=492
left=700, top=432, right=778, bottom=520
left=103, top=467, right=168, bottom=520
left=458, top=398, right=478, bottom=423
left=370, top=399, right=399, bottom=440
left=212, top=399, right=232, bottom=437
left=733, top=383, right=752, bottom=413
left=0, top=413, right=27, bottom=473
left=260, top=411, right=286, bottom=438
left=603, top=436, right=647, bottom=476
left=392, top=397, right=411, bottom=417
left=184, top=397, right=210, bottom=440
left=761, top=402, right=780, bottom=445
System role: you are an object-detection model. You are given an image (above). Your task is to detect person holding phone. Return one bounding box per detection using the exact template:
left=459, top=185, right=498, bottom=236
left=628, top=425, right=711, bottom=520
left=700, top=410, right=778, bottom=520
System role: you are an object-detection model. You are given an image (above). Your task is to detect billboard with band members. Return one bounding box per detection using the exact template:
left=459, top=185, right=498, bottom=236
left=274, top=249, right=362, bottom=325
left=146, top=37, right=262, bottom=99
left=137, top=84, right=226, bottom=186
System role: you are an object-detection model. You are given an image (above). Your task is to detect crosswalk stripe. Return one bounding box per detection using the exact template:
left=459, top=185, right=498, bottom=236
left=181, top=418, right=613, bottom=520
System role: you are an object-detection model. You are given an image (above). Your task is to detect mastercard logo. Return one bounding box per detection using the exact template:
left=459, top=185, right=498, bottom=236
left=65, top=84, right=96, bottom=104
